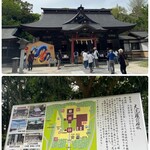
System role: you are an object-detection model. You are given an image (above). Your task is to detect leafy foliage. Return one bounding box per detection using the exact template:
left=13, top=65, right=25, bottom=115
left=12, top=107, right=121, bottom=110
left=2, top=76, right=148, bottom=142
left=2, top=0, right=40, bottom=26
left=135, top=5, right=148, bottom=31
left=111, top=2, right=148, bottom=31
left=128, top=0, right=147, bottom=13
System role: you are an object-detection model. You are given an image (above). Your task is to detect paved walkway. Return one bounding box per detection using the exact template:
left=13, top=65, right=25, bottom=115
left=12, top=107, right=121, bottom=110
left=2, top=60, right=148, bottom=75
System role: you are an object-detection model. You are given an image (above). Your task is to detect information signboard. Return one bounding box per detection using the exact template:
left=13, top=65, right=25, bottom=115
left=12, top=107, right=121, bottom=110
left=4, top=93, right=148, bottom=150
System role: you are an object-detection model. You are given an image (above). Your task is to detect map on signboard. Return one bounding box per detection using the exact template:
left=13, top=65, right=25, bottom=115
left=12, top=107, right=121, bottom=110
left=42, top=101, right=96, bottom=150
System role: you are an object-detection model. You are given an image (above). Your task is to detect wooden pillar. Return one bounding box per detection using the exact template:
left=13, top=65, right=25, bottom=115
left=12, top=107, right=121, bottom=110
left=94, top=38, right=97, bottom=47
left=71, top=38, right=74, bottom=64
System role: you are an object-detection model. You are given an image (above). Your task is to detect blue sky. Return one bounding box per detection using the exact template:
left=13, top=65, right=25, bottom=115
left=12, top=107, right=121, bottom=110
left=22, top=0, right=130, bottom=14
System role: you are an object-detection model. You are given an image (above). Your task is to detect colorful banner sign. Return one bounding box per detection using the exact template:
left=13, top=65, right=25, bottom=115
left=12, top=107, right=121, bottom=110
left=25, top=41, right=55, bottom=65
left=4, top=93, right=148, bottom=150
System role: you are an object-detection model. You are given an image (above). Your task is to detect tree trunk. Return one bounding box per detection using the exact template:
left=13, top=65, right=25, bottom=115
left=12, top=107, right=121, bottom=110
left=73, top=76, right=96, bottom=98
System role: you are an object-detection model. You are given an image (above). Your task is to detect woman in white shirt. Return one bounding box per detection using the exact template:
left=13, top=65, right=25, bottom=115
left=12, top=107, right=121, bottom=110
left=82, top=50, right=88, bottom=69
left=93, top=47, right=99, bottom=68
left=88, top=51, right=94, bottom=73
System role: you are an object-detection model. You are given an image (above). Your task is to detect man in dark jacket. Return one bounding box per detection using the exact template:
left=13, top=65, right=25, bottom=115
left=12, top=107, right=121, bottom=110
left=28, top=51, right=34, bottom=71
left=118, top=48, right=127, bottom=74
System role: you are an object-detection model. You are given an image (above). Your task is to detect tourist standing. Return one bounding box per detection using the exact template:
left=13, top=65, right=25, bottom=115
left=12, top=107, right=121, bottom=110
left=118, top=48, right=127, bottom=74
left=28, top=51, right=34, bottom=71
left=107, top=49, right=116, bottom=74
left=93, top=47, right=99, bottom=68
left=82, top=50, right=88, bottom=69
left=74, top=51, right=79, bottom=64
left=88, top=50, right=94, bottom=73
left=56, top=49, right=62, bottom=70
left=114, top=50, right=119, bottom=64
left=106, top=48, right=110, bottom=71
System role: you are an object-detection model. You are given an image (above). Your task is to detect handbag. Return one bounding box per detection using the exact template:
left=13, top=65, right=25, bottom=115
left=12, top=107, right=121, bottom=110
left=125, top=59, right=129, bottom=66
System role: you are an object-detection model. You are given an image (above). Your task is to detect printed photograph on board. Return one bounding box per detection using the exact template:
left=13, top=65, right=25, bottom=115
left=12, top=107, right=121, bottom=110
left=26, top=118, right=44, bottom=132
left=12, top=106, right=29, bottom=119
left=29, top=105, right=46, bottom=118
left=23, top=133, right=43, bottom=149
left=9, top=119, right=27, bottom=133
left=24, top=133, right=42, bottom=143
left=7, top=133, right=25, bottom=148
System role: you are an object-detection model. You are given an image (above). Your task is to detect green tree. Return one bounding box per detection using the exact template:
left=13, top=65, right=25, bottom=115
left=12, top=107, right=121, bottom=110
left=2, top=0, right=40, bottom=26
left=111, top=5, right=137, bottom=26
left=111, top=3, right=148, bottom=31
left=128, top=0, right=147, bottom=16
left=135, top=4, right=148, bottom=31
left=111, top=5, right=127, bottom=20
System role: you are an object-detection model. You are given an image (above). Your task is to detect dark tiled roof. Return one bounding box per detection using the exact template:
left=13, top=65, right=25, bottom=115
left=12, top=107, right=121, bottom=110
left=62, top=23, right=106, bottom=31
left=21, top=8, right=135, bottom=29
left=119, top=35, right=136, bottom=40
left=129, top=31, right=148, bottom=38
left=2, top=28, right=18, bottom=39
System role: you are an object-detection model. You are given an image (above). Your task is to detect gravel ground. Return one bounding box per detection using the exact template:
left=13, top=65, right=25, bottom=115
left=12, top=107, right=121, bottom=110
left=2, top=60, right=148, bottom=75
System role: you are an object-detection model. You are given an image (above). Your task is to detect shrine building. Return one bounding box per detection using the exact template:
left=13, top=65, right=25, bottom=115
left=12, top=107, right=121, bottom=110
left=20, top=5, right=135, bottom=63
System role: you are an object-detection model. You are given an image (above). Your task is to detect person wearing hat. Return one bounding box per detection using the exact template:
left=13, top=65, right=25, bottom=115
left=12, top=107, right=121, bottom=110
left=118, top=48, right=127, bottom=74
left=93, top=47, right=99, bottom=68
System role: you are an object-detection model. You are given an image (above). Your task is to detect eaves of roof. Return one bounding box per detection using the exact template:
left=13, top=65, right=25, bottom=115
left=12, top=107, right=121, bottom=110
left=129, top=31, right=148, bottom=38
left=21, top=12, right=135, bottom=30
left=119, top=35, right=137, bottom=40
left=62, top=23, right=106, bottom=31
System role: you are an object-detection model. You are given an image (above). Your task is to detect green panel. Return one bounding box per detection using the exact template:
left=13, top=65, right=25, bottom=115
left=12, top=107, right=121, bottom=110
left=42, top=101, right=96, bottom=150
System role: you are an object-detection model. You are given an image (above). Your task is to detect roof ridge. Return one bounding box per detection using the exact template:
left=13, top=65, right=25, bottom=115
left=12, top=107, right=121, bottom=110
left=63, top=8, right=98, bottom=25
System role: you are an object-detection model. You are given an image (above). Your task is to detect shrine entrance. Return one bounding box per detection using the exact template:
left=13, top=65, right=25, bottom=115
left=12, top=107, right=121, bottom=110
left=73, top=38, right=96, bottom=63
left=70, top=37, right=97, bottom=63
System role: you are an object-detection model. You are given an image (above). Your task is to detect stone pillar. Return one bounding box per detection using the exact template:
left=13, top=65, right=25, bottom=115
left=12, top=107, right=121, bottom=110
left=18, top=39, right=29, bottom=74
left=12, top=57, right=20, bottom=73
